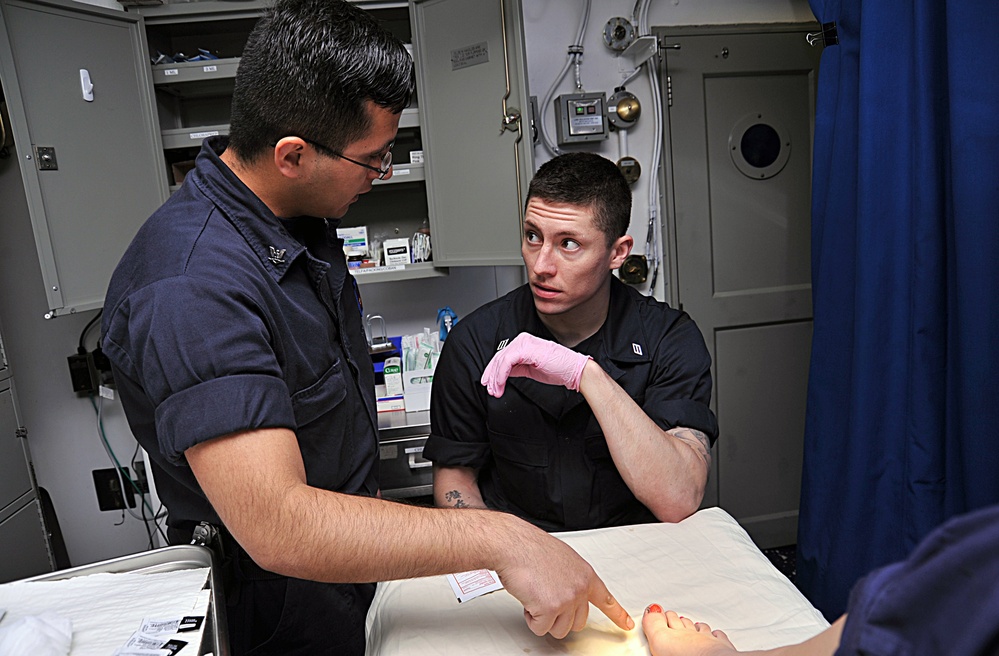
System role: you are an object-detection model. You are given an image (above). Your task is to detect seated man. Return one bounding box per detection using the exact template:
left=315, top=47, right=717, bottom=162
left=425, top=152, right=718, bottom=531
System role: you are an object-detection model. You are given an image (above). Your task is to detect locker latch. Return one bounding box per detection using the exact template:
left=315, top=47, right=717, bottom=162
left=33, top=146, right=58, bottom=171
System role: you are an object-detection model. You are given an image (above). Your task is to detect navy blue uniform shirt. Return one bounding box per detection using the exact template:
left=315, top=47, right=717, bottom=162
left=103, top=137, right=378, bottom=528
left=836, top=503, right=999, bottom=655
left=102, top=137, right=379, bottom=654
left=425, top=278, right=718, bottom=531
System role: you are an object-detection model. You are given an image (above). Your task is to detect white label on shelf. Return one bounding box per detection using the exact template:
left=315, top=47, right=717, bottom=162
left=203, top=65, right=218, bottom=73
left=410, top=150, right=424, bottom=164
left=164, top=69, right=179, bottom=76
left=190, top=131, right=220, bottom=140
left=351, top=264, right=406, bottom=275
left=393, top=168, right=411, bottom=176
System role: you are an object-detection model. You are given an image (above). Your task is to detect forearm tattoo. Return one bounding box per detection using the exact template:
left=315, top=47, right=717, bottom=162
left=444, top=490, right=468, bottom=508
left=667, top=427, right=712, bottom=468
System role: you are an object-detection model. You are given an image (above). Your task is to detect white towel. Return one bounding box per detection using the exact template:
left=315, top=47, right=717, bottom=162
left=0, top=612, right=72, bottom=656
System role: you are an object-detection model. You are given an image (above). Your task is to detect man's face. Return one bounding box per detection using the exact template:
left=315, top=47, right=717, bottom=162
left=308, top=102, right=400, bottom=219
left=521, top=197, right=628, bottom=317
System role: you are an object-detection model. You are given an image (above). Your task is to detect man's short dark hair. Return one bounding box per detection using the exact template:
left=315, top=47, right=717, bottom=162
left=227, top=0, right=415, bottom=162
left=525, top=152, right=632, bottom=245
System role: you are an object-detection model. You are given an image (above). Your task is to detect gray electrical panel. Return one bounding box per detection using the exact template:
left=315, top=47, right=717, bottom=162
left=0, top=0, right=167, bottom=318
left=554, top=91, right=609, bottom=145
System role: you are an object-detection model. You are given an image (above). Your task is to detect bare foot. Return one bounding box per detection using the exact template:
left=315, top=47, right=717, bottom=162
left=642, top=606, right=739, bottom=656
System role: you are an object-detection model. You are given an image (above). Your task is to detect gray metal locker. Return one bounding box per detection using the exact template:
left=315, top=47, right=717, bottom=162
left=410, top=0, right=533, bottom=267
left=0, top=367, right=52, bottom=583
left=0, top=0, right=166, bottom=317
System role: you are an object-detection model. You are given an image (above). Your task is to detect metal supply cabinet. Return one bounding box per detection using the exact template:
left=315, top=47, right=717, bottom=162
left=135, top=0, right=446, bottom=286
left=0, top=0, right=166, bottom=317
left=0, top=323, right=52, bottom=584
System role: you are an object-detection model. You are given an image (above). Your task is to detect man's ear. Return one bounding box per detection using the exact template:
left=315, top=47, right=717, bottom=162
left=273, top=136, right=308, bottom=179
left=609, top=234, right=634, bottom=270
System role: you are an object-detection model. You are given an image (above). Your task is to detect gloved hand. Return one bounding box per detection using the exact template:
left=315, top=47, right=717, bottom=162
left=480, top=332, right=591, bottom=397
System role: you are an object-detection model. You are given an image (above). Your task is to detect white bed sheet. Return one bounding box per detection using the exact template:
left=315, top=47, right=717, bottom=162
left=366, top=507, right=828, bottom=655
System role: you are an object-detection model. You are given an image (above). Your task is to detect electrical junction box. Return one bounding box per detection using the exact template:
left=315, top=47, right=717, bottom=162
left=555, top=92, right=608, bottom=145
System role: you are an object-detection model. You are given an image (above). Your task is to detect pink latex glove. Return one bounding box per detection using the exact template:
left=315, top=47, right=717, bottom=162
left=480, top=332, right=591, bottom=397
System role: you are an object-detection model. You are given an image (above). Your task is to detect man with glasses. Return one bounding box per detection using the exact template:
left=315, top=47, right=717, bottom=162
left=300, top=136, right=394, bottom=180
left=101, top=0, right=632, bottom=653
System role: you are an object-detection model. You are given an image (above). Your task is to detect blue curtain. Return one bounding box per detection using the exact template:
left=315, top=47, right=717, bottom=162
left=798, top=0, right=999, bottom=620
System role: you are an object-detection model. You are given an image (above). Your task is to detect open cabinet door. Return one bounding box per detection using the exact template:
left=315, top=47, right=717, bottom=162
left=0, top=0, right=166, bottom=317
left=410, top=0, right=533, bottom=267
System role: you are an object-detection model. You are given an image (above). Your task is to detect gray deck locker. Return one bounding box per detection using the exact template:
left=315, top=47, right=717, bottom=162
left=658, top=25, right=821, bottom=548
left=0, top=0, right=166, bottom=317
left=410, top=0, right=533, bottom=267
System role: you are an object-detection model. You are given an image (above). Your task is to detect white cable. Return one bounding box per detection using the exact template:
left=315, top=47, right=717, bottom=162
left=620, top=64, right=643, bottom=88
left=538, top=0, right=592, bottom=156
left=637, top=0, right=664, bottom=294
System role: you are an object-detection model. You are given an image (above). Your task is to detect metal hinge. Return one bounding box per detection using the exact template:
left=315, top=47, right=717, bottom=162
left=0, top=334, right=7, bottom=368
left=15, top=427, right=28, bottom=440
left=666, top=75, right=673, bottom=107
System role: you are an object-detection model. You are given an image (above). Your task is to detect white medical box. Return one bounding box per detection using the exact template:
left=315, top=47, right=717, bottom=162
left=383, top=238, right=411, bottom=266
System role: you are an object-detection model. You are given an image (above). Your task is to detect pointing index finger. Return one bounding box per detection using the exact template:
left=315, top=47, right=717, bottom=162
left=589, top=580, right=635, bottom=631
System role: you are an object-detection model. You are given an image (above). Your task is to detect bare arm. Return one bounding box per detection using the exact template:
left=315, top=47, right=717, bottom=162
left=578, top=361, right=710, bottom=523
left=758, top=615, right=845, bottom=656
left=186, top=427, right=634, bottom=638
left=433, top=464, right=487, bottom=509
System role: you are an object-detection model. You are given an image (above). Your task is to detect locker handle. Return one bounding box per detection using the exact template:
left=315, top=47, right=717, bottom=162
left=80, top=69, right=94, bottom=102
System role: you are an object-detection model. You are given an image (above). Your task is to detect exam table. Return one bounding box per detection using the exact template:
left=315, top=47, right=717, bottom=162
left=365, top=507, right=828, bottom=655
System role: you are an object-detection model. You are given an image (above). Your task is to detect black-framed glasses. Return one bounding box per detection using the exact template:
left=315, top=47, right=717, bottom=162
left=301, top=137, right=393, bottom=180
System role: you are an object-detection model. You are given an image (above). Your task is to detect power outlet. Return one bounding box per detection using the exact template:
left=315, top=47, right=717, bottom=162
left=92, top=467, right=136, bottom=511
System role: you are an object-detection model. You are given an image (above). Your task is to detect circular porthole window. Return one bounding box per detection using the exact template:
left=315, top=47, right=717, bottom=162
left=729, top=112, right=791, bottom=180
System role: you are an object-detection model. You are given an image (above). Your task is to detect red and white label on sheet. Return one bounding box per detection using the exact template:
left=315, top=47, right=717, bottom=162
left=445, top=569, right=504, bottom=603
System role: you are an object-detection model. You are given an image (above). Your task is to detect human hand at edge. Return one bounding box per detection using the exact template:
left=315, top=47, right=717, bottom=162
left=481, top=332, right=591, bottom=397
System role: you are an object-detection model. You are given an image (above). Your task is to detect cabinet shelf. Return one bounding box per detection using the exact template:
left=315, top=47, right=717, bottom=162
left=350, top=262, right=446, bottom=285
left=161, top=124, right=229, bottom=149
left=152, top=57, right=240, bottom=86
left=159, top=108, right=419, bottom=153
left=374, top=161, right=425, bottom=186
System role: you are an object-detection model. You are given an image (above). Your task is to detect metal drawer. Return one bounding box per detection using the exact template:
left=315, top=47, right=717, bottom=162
left=379, top=435, right=432, bottom=499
